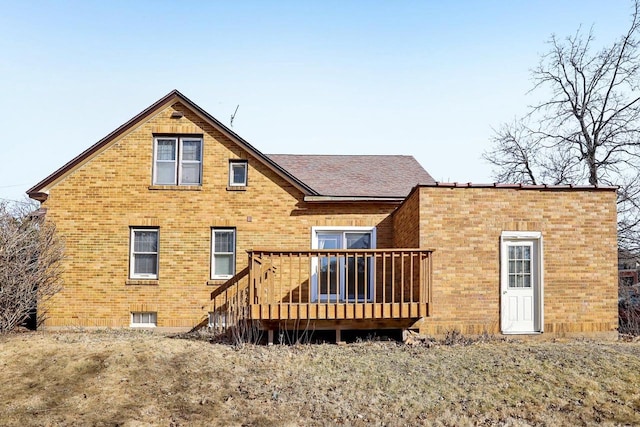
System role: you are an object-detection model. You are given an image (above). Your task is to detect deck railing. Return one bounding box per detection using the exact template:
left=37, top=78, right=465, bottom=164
left=211, top=248, right=433, bottom=330
left=209, top=267, right=251, bottom=331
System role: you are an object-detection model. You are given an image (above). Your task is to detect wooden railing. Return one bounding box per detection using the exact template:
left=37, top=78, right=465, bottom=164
left=248, top=249, right=434, bottom=322
left=209, top=267, right=250, bottom=331
left=210, top=248, right=434, bottom=330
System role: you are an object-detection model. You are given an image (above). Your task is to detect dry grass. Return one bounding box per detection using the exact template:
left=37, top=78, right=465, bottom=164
left=1, top=330, right=640, bottom=426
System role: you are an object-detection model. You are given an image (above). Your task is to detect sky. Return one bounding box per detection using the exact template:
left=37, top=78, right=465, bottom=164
left=0, top=1, right=634, bottom=203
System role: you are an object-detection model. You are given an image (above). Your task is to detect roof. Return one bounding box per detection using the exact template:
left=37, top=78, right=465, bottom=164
left=28, top=90, right=436, bottom=203
left=267, top=154, right=435, bottom=198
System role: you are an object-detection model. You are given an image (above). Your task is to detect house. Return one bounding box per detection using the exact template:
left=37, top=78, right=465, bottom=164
left=27, top=90, right=619, bottom=340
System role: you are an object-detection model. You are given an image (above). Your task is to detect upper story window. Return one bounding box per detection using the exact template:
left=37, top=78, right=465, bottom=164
left=229, top=160, right=248, bottom=187
left=153, top=137, right=202, bottom=185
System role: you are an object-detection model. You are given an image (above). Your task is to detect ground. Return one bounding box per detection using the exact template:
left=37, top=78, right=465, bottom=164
left=1, top=330, right=640, bottom=426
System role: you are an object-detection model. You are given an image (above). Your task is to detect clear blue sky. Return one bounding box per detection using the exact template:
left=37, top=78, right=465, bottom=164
left=0, top=0, right=633, bottom=203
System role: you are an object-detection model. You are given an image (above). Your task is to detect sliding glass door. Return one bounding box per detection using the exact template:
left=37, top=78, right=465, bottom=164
left=312, top=228, right=375, bottom=302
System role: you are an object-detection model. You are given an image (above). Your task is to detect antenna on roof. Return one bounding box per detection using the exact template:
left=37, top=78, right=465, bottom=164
left=230, top=104, right=240, bottom=128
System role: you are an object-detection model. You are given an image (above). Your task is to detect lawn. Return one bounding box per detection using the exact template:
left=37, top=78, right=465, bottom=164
left=1, top=330, right=640, bottom=426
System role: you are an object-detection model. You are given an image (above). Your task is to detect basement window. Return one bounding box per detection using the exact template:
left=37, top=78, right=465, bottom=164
left=131, top=312, right=157, bottom=327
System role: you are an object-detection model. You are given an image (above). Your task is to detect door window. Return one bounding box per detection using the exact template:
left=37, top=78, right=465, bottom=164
left=508, top=244, right=532, bottom=288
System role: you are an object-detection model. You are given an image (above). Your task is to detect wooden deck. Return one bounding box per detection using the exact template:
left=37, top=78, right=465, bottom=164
left=210, top=248, right=434, bottom=332
left=250, top=302, right=428, bottom=320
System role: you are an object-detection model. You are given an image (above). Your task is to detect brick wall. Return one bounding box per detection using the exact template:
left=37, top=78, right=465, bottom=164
left=393, top=185, right=619, bottom=338
left=40, top=102, right=397, bottom=329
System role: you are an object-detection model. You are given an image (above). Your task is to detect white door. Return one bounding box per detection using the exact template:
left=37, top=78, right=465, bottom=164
left=501, top=233, right=543, bottom=333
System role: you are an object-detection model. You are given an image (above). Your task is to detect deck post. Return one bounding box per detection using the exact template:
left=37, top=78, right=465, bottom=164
left=335, top=328, right=343, bottom=344
left=267, top=329, right=274, bottom=346
left=248, top=252, right=253, bottom=305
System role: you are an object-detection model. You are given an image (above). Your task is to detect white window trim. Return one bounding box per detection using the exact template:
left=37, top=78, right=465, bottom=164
left=228, top=160, right=248, bottom=186
left=311, top=226, right=377, bottom=249
left=211, top=228, right=236, bottom=280
left=130, top=312, right=157, bottom=327
left=153, top=136, right=203, bottom=186
left=500, top=231, right=544, bottom=334
left=501, top=231, right=542, bottom=240
left=310, top=226, right=377, bottom=303
left=153, top=137, right=178, bottom=185
left=130, top=228, right=159, bottom=279
left=178, top=137, right=203, bottom=185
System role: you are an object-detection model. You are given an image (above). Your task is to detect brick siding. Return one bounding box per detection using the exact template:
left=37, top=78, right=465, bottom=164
left=40, top=102, right=396, bottom=328
left=38, top=100, right=619, bottom=338
left=393, top=186, right=618, bottom=337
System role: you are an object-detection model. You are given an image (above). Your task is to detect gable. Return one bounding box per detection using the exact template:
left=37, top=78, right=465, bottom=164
left=27, top=90, right=316, bottom=201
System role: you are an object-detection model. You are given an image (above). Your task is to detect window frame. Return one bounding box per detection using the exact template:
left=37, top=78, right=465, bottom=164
left=507, top=242, right=533, bottom=288
left=130, top=227, right=159, bottom=279
left=310, top=226, right=377, bottom=303
left=211, top=228, right=236, bottom=280
left=228, top=160, right=248, bottom=187
left=178, top=137, right=203, bottom=185
left=153, top=136, right=203, bottom=186
left=130, top=312, right=157, bottom=327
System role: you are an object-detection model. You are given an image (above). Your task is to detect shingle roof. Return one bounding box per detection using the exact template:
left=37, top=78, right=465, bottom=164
left=266, top=154, right=435, bottom=198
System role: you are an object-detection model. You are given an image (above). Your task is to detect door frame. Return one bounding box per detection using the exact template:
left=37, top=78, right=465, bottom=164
left=310, top=226, right=377, bottom=303
left=500, top=231, right=544, bottom=334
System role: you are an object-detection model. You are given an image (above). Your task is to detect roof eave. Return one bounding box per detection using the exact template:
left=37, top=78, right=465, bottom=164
left=27, top=90, right=183, bottom=198
left=422, top=182, right=619, bottom=191
left=303, top=195, right=405, bottom=203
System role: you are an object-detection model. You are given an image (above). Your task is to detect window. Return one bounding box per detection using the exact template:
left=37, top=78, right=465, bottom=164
left=153, top=137, right=202, bottom=185
left=211, top=228, right=235, bottom=279
left=311, top=226, right=376, bottom=302
left=130, top=228, right=159, bottom=279
left=131, top=312, right=157, bottom=327
left=229, top=160, right=248, bottom=186
left=507, top=245, right=532, bottom=288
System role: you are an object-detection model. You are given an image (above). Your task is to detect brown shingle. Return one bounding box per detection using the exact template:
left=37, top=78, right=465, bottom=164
left=266, top=154, right=435, bottom=197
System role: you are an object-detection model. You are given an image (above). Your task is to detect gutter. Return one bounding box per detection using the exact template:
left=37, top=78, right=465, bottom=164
left=303, top=195, right=404, bottom=203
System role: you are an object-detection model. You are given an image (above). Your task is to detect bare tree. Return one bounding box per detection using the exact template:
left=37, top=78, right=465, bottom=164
left=484, top=1, right=640, bottom=251
left=0, top=201, right=64, bottom=333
